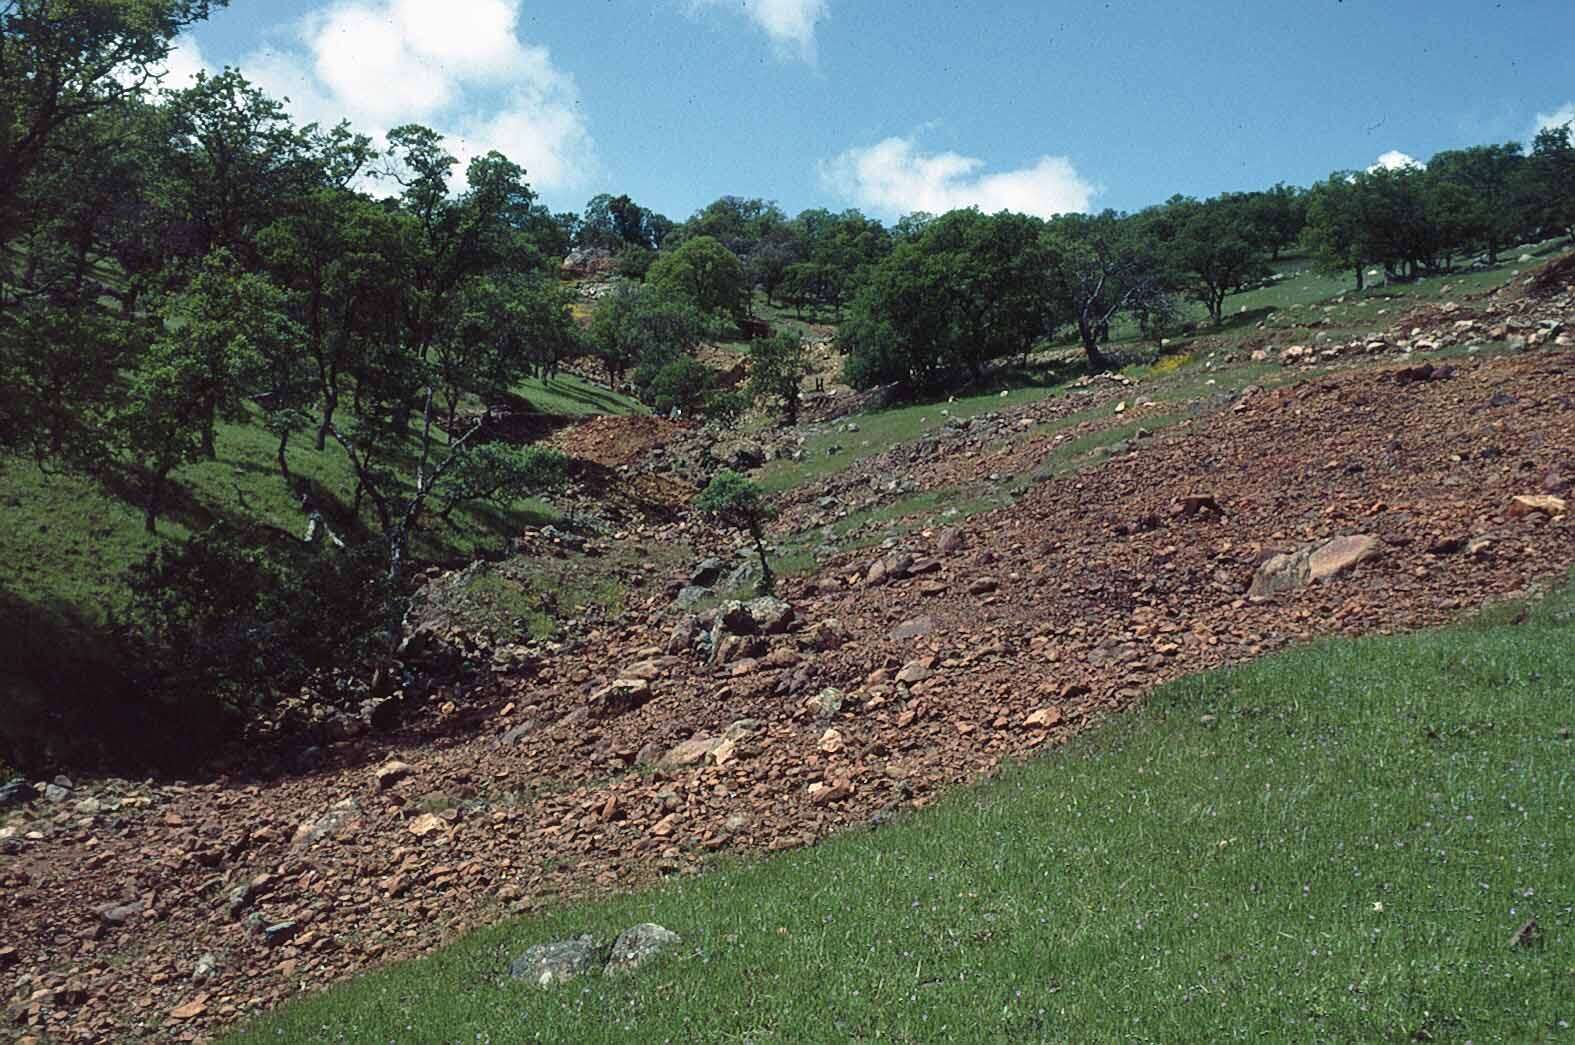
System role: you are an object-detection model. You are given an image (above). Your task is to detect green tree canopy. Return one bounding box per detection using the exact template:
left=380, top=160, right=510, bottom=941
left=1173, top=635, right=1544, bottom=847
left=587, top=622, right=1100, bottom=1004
left=646, top=235, right=747, bottom=320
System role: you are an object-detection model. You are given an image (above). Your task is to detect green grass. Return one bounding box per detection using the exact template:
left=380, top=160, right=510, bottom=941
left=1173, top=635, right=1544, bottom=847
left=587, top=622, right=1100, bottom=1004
left=0, top=413, right=557, bottom=620
left=0, top=373, right=641, bottom=621
left=227, top=577, right=1575, bottom=1044
left=757, top=379, right=1073, bottom=493
left=510, top=373, right=648, bottom=418
left=423, top=556, right=644, bottom=645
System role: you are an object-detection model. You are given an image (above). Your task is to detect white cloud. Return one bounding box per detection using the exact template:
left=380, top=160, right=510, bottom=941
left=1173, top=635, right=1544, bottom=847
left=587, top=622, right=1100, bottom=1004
left=115, top=33, right=209, bottom=92
left=1369, top=149, right=1425, bottom=172
left=160, top=35, right=211, bottom=91
left=241, top=0, right=595, bottom=194
left=1532, top=102, right=1575, bottom=137
left=690, top=0, right=828, bottom=62
left=819, top=136, right=1097, bottom=220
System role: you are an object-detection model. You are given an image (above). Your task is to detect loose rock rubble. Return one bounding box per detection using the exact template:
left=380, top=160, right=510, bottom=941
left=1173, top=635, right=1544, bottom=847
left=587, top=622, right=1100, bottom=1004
left=2, top=273, right=1573, bottom=1041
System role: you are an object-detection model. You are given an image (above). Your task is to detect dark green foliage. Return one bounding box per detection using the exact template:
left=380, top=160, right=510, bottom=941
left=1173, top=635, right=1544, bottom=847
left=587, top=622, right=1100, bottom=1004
left=696, top=469, right=774, bottom=593
left=646, top=235, right=747, bottom=320
left=1147, top=194, right=1273, bottom=327
left=434, top=444, right=567, bottom=521
left=638, top=356, right=716, bottom=417
left=1518, top=124, right=1575, bottom=241
left=746, top=333, right=812, bottom=425
left=588, top=283, right=709, bottom=387
left=121, top=524, right=400, bottom=715
left=839, top=209, right=1054, bottom=393
left=701, top=388, right=750, bottom=429
left=1043, top=210, right=1173, bottom=369
left=615, top=245, right=656, bottom=280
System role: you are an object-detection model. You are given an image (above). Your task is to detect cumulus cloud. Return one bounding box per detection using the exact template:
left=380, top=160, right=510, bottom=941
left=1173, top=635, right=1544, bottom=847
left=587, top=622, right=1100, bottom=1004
left=689, top=0, right=828, bottom=62
left=115, top=33, right=209, bottom=91
left=242, top=0, right=595, bottom=194
left=1533, top=102, right=1575, bottom=137
left=818, top=136, right=1097, bottom=220
left=1369, top=149, right=1425, bottom=172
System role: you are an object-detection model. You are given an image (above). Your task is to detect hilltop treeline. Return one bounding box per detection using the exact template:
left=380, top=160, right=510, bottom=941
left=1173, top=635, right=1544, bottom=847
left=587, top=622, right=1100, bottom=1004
left=2, top=1, right=1573, bottom=768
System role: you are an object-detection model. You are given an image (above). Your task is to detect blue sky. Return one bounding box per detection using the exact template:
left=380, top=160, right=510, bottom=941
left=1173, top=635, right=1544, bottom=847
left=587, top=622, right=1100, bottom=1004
left=173, top=0, right=1575, bottom=222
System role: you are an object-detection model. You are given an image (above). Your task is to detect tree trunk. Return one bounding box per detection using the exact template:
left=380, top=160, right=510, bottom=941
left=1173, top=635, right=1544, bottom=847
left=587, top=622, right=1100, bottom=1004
left=749, top=523, right=774, bottom=596
left=316, top=387, right=338, bottom=451
left=1077, top=316, right=1111, bottom=371
left=144, top=470, right=168, bottom=534
left=1354, top=265, right=1365, bottom=292
left=276, top=429, right=293, bottom=488
left=200, top=420, right=217, bottom=460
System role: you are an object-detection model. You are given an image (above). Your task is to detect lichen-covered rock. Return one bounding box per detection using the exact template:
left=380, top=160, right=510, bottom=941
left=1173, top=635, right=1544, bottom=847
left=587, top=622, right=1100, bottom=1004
left=607, top=924, right=680, bottom=973
left=509, top=935, right=601, bottom=987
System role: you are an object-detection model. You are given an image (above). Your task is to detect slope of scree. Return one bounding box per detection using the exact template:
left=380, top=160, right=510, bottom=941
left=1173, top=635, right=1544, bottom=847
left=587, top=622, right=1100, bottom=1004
left=2, top=289, right=1574, bottom=1041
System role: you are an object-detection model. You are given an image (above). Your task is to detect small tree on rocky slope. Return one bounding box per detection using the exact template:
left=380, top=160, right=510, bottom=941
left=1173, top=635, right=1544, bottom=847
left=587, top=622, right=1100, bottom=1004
left=696, top=469, right=775, bottom=594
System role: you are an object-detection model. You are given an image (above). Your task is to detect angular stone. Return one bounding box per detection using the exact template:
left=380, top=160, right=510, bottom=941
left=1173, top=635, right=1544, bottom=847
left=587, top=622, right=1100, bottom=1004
left=1308, top=535, right=1384, bottom=582
left=408, top=813, right=446, bottom=837
left=889, top=616, right=936, bottom=641
left=662, top=736, right=719, bottom=768
left=819, top=728, right=845, bottom=754
left=588, top=678, right=652, bottom=719
left=169, top=995, right=208, bottom=1020
left=666, top=615, right=702, bottom=655
left=1023, top=707, right=1063, bottom=730
left=806, top=688, right=844, bottom=719
left=620, top=659, right=666, bottom=681
left=192, top=954, right=219, bottom=983
left=96, top=900, right=145, bottom=926
left=709, top=737, right=737, bottom=767
left=808, top=778, right=854, bottom=805
left=800, top=619, right=847, bottom=652
left=607, top=924, right=681, bottom=973
left=509, top=936, right=600, bottom=987
left=746, top=597, right=795, bottom=635
left=1249, top=535, right=1382, bottom=598
left=896, top=661, right=933, bottom=685
left=290, top=798, right=362, bottom=849
left=374, top=760, right=412, bottom=790
left=1508, top=494, right=1566, bottom=518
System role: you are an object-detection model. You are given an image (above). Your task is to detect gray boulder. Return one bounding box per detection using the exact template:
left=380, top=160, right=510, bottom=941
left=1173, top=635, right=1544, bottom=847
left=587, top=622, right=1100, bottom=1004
left=0, top=780, right=37, bottom=809
left=746, top=596, right=795, bottom=635
left=509, top=935, right=602, bottom=987
left=607, top=924, right=681, bottom=973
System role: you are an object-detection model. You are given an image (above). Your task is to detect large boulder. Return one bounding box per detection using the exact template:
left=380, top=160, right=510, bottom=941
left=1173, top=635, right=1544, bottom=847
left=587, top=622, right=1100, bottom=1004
left=1249, top=535, right=1383, bottom=598
left=509, top=936, right=602, bottom=987
left=746, top=597, right=795, bottom=635
left=0, top=780, right=37, bottom=809
left=607, top=924, right=681, bottom=973
left=587, top=678, right=652, bottom=719
left=289, top=799, right=362, bottom=849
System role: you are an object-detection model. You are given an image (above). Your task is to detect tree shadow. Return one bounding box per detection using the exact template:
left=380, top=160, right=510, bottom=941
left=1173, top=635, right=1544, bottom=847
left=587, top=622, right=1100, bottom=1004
left=90, top=459, right=221, bottom=534
left=535, top=376, right=633, bottom=415
left=0, top=588, right=229, bottom=776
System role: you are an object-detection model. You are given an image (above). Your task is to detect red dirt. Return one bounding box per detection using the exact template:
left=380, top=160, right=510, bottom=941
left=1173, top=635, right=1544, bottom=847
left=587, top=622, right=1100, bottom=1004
left=4, top=331, right=1575, bottom=1041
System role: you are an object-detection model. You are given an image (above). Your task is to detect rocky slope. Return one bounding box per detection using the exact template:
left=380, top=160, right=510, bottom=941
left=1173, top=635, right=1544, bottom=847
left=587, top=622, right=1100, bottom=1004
left=3, top=268, right=1574, bottom=1043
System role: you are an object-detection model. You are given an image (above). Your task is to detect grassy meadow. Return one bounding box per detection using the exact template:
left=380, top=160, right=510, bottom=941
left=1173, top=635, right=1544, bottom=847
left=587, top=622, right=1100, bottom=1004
left=229, top=577, right=1575, bottom=1043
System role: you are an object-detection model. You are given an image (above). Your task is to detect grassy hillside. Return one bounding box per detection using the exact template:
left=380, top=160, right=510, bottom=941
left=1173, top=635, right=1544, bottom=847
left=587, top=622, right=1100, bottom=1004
left=0, top=372, right=645, bottom=620
left=228, top=577, right=1575, bottom=1044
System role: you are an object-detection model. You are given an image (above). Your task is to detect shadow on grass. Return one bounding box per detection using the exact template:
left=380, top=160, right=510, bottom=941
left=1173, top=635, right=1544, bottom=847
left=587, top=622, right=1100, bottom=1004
left=0, top=588, right=229, bottom=776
